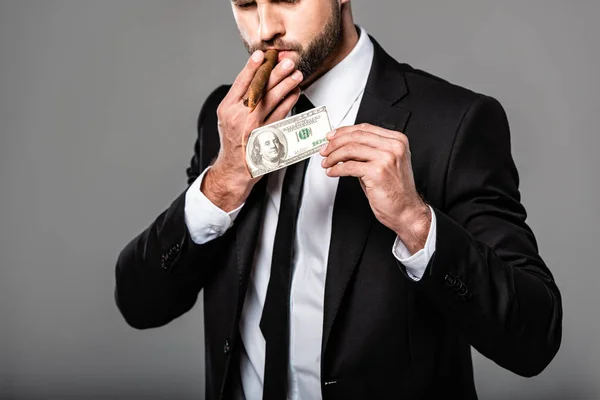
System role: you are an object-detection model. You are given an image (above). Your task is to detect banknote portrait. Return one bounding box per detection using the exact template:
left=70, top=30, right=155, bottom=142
left=248, top=127, right=288, bottom=170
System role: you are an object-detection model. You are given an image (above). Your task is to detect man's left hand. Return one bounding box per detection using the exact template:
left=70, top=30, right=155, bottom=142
left=320, top=123, right=432, bottom=254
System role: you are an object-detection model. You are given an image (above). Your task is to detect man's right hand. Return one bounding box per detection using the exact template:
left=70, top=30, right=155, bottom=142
left=201, top=50, right=304, bottom=212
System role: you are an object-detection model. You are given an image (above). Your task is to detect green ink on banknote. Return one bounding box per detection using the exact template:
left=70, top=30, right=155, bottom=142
left=297, top=127, right=312, bottom=141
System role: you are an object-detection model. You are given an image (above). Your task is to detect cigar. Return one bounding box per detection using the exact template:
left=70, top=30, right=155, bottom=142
left=243, top=49, right=279, bottom=112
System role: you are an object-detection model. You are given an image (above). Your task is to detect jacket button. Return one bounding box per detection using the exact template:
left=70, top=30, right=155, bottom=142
left=224, top=339, right=231, bottom=355
left=452, top=280, right=463, bottom=290
left=444, top=274, right=455, bottom=287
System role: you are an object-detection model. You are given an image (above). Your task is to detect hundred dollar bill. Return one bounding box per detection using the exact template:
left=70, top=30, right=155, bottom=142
left=246, top=106, right=333, bottom=178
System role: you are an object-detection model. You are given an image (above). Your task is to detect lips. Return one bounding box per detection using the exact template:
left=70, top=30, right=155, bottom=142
left=277, top=51, right=293, bottom=62
left=259, top=48, right=294, bottom=63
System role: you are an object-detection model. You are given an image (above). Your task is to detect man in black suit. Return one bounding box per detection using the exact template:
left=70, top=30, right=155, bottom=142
left=115, top=1, right=562, bottom=399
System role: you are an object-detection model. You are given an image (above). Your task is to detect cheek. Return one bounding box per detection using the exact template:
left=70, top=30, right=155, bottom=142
left=233, top=12, right=256, bottom=44
left=300, top=3, right=332, bottom=35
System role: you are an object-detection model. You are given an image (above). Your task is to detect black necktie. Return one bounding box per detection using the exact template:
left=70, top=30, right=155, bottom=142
left=260, top=94, right=314, bottom=399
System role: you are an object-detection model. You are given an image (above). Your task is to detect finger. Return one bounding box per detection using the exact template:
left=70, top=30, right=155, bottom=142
left=253, top=69, right=303, bottom=119
left=320, top=129, right=394, bottom=157
left=264, top=87, right=301, bottom=125
left=322, top=143, right=386, bottom=168
left=357, top=123, right=403, bottom=140
left=263, top=58, right=298, bottom=93
left=330, top=123, right=407, bottom=143
left=228, top=51, right=266, bottom=101
left=325, top=160, right=368, bottom=178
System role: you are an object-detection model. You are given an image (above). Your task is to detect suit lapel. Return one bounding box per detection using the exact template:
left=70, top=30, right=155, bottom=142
left=321, top=37, right=412, bottom=356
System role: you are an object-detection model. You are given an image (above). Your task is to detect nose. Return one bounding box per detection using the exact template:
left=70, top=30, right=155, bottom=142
left=258, top=4, right=285, bottom=43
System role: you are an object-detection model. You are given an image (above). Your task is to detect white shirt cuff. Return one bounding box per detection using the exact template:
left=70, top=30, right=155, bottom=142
left=392, top=205, right=437, bottom=281
left=184, top=167, right=245, bottom=245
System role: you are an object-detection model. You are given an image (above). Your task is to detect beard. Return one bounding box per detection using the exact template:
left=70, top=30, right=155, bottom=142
left=241, top=3, right=342, bottom=81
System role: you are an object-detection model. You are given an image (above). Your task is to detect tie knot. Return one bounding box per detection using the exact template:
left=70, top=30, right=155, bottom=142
left=294, top=94, right=314, bottom=115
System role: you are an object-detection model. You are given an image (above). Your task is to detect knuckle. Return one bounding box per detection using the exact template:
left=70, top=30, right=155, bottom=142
left=347, top=143, right=359, bottom=153
left=235, top=71, right=251, bottom=85
left=392, top=140, right=404, bottom=154
left=374, top=165, right=386, bottom=178
left=383, top=152, right=396, bottom=164
left=237, top=77, right=250, bottom=89
left=326, top=140, right=336, bottom=152
left=263, top=88, right=280, bottom=104
left=398, top=143, right=407, bottom=157
left=399, top=134, right=409, bottom=146
left=335, top=126, right=345, bottom=136
left=350, top=129, right=363, bottom=138
left=339, top=126, right=352, bottom=136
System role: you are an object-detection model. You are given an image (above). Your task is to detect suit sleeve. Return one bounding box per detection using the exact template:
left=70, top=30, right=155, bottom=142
left=114, top=85, right=231, bottom=330
left=404, top=95, right=562, bottom=377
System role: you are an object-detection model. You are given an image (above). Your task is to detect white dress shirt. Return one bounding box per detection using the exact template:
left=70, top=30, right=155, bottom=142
left=184, top=27, right=437, bottom=400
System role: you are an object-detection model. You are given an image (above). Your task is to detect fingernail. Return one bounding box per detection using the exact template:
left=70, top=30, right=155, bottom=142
left=320, top=143, right=328, bottom=154
left=282, top=58, right=294, bottom=70
left=292, top=70, right=303, bottom=81
left=327, top=129, right=337, bottom=139
left=252, top=51, right=262, bottom=62
left=326, top=167, right=332, bottom=174
left=321, top=158, right=326, bottom=167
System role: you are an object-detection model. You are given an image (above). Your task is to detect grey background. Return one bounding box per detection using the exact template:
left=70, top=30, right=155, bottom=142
left=1, top=1, right=598, bottom=399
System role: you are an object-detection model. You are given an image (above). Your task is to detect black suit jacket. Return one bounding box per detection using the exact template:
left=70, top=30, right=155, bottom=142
left=115, top=37, right=562, bottom=399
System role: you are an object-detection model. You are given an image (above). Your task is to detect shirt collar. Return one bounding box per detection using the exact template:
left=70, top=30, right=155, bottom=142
left=303, top=26, right=374, bottom=128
